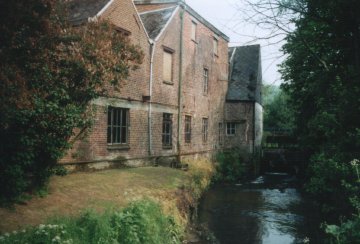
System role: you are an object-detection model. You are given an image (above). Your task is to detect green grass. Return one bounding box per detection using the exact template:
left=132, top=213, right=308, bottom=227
left=0, top=200, right=182, bottom=244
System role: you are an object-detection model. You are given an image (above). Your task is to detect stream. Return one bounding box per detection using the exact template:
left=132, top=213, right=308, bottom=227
left=197, top=173, right=322, bottom=244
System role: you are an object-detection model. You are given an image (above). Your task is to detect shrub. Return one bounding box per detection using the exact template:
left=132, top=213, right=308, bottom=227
left=325, top=214, right=360, bottom=244
left=214, top=150, right=246, bottom=183
left=305, top=154, right=359, bottom=217
left=0, top=200, right=182, bottom=244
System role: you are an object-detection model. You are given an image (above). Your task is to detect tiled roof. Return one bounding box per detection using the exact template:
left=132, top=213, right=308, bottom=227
left=139, top=7, right=177, bottom=40
left=227, top=45, right=262, bottom=103
left=65, top=0, right=111, bottom=25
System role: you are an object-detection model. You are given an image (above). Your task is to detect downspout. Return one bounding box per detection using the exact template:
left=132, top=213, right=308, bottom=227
left=148, top=40, right=155, bottom=156
left=177, top=3, right=185, bottom=160
left=252, top=102, right=256, bottom=155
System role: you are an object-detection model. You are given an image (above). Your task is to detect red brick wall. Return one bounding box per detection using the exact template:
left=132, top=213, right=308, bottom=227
left=60, top=0, right=151, bottom=164
left=180, top=10, right=228, bottom=154
left=61, top=1, right=231, bottom=166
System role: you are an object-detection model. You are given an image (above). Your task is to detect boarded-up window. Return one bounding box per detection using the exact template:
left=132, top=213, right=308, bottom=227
left=191, top=21, right=197, bottom=41
left=213, top=38, right=218, bottom=56
left=163, top=50, right=173, bottom=82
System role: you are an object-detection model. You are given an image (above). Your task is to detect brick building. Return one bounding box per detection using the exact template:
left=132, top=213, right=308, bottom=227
left=61, top=0, right=262, bottom=170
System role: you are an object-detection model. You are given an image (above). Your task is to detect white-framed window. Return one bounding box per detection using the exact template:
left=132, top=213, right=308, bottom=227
left=226, top=122, right=236, bottom=136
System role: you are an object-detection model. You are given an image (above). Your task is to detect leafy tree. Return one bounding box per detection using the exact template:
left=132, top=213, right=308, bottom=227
left=262, top=84, right=295, bottom=132
left=0, top=0, right=143, bottom=203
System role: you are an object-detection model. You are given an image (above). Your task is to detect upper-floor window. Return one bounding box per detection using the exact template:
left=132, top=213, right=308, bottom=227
left=202, top=118, right=208, bottom=142
left=107, top=107, right=129, bottom=145
left=185, top=115, right=192, bottom=143
left=226, top=122, right=236, bottom=136
left=191, top=21, right=197, bottom=41
left=162, top=113, right=173, bottom=148
left=213, top=37, right=218, bottom=56
left=163, top=49, right=173, bottom=83
left=203, top=68, right=209, bottom=94
left=114, top=26, right=131, bottom=37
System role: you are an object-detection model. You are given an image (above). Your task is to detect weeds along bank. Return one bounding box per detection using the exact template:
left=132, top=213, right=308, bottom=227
left=0, top=159, right=215, bottom=243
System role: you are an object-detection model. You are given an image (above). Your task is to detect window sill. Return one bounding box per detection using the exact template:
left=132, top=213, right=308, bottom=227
left=163, top=81, right=174, bottom=85
left=162, top=145, right=173, bottom=150
left=107, top=144, right=130, bottom=150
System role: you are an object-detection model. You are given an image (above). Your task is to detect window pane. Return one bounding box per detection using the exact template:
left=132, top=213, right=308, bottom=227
left=163, top=51, right=172, bottom=82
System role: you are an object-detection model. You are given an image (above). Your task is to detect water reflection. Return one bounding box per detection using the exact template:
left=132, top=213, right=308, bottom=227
left=197, top=173, right=321, bottom=244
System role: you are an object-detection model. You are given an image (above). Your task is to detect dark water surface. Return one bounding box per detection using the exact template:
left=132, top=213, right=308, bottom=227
left=197, top=173, right=322, bottom=244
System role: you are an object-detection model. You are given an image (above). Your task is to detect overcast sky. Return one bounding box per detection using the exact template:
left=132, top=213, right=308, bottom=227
left=185, top=0, right=285, bottom=86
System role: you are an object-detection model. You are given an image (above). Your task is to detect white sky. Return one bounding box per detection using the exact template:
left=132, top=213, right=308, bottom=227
left=185, top=0, right=285, bottom=86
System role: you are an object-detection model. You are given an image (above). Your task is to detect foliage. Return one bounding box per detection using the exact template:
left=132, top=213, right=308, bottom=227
left=305, top=154, right=359, bottom=217
left=262, top=84, right=295, bottom=132
left=280, top=0, right=360, bottom=156
left=0, top=200, right=182, bottom=244
left=0, top=0, right=143, bottom=203
left=325, top=214, right=360, bottom=244
left=214, top=150, right=246, bottom=182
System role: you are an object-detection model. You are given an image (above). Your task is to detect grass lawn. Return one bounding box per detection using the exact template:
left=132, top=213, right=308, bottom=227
left=0, top=167, right=187, bottom=233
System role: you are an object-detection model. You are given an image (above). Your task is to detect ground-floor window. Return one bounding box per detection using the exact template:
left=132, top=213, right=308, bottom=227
left=226, top=122, right=236, bottom=136
left=162, top=113, right=173, bottom=148
left=107, top=107, right=129, bottom=144
left=202, top=118, right=208, bottom=142
left=219, top=122, right=224, bottom=145
left=185, top=115, right=192, bottom=143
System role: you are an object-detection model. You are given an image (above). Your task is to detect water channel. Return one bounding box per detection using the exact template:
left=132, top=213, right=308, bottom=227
left=197, top=173, right=322, bottom=244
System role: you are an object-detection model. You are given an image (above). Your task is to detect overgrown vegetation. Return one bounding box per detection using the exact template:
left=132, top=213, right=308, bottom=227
left=214, top=150, right=246, bottom=183
left=0, top=200, right=182, bottom=244
left=247, top=0, right=360, bottom=241
left=0, top=0, right=143, bottom=204
left=262, top=84, right=295, bottom=132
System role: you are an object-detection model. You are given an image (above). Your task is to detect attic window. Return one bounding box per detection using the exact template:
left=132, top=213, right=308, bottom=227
left=114, top=26, right=131, bottom=36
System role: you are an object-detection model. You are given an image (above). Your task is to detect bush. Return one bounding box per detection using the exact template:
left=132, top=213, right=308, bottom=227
left=0, top=200, right=182, bottom=244
left=214, top=150, right=246, bottom=183
left=305, top=154, right=359, bottom=217
left=325, top=214, right=360, bottom=244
